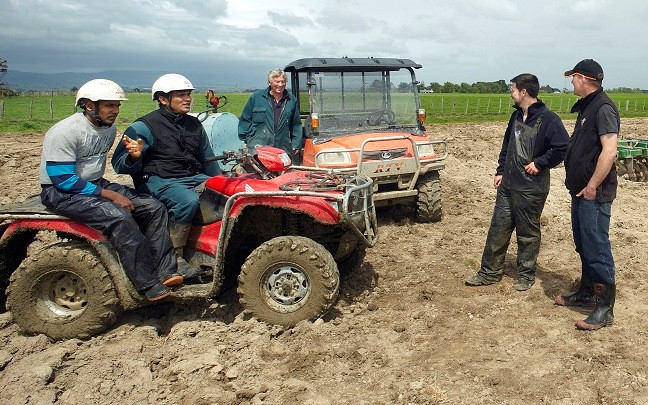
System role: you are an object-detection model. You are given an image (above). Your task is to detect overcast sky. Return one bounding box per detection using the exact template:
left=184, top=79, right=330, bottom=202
left=1, top=0, right=646, bottom=90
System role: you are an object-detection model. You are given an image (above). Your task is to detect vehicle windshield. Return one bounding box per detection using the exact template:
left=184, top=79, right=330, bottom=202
left=308, top=68, right=420, bottom=138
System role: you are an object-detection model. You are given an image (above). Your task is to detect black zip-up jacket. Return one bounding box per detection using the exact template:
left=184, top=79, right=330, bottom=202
left=496, top=100, right=569, bottom=175
left=564, top=87, right=619, bottom=202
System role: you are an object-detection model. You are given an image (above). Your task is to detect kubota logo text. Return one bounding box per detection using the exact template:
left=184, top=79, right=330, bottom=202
left=373, top=162, right=404, bottom=173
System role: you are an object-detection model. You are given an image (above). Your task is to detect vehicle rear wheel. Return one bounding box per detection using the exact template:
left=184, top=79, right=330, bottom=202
left=6, top=242, right=120, bottom=340
left=416, top=171, right=442, bottom=223
left=238, top=236, right=339, bottom=326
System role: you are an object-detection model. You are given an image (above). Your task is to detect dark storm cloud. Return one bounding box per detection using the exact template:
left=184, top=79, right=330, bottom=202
left=1, top=0, right=647, bottom=89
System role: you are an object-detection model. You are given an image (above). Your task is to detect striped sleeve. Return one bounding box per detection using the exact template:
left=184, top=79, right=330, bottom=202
left=45, top=161, right=100, bottom=195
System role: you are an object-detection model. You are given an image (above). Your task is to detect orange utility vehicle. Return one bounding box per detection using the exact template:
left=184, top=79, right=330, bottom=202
left=285, top=57, right=448, bottom=222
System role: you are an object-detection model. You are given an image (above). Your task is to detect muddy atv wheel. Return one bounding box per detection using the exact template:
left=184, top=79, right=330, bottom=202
left=6, top=242, right=120, bottom=340
left=416, top=171, right=442, bottom=223
left=238, top=236, right=339, bottom=327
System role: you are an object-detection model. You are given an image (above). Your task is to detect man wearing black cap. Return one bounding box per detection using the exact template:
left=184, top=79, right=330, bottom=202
left=556, top=59, right=619, bottom=331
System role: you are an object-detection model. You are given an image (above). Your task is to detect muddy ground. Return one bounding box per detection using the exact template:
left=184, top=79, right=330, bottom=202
left=0, top=118, right=647, bottom=405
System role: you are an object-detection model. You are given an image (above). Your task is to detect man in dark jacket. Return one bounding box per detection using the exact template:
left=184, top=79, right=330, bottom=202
left=466, top=73, right=569, bottom=291
left=555, top=59, right=619, bottom=331
left=238, top=68, right=303, bottom=163
left=112, top=74, right=220, bottom=279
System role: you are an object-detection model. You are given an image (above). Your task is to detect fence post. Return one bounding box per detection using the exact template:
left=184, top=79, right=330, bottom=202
left=190, top=98, right=195, bottom=112
left=635, top=99, right=637, bottom=112
left=441, top=97, right=444, bottom=115
left=452, top=98, right=456, bottom=114
left=498, top=99, right=502, bottom=114
left=486, top=99, right=490, bottom=114
left=0, top=100, right=3, bottom=120
left=625, top=99, right=629, bottom=112
left=49, top=99, right=54, bottom=119
left=559, top=98, right=563, bottom=113
left=30, top=99, right=34, bottom=119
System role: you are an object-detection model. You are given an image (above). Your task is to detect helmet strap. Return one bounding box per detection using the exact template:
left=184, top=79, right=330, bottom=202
left=83, top=101, right=111, bottom=127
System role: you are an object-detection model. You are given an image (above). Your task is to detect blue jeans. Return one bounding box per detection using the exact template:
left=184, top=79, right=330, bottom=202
left=138, top=174, right=210, bottom=223
left=571, top=197, right=615, bottom=285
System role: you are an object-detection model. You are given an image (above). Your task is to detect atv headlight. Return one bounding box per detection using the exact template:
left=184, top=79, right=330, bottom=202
left=316, top=151, right=352, bottom=166
left=416, top=143, right=435, bottom=157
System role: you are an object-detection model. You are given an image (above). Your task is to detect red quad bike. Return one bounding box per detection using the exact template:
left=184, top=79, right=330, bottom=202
left=0, top=146, right=377, bottom=340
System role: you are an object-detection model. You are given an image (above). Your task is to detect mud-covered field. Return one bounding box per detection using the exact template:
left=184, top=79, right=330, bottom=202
left=0, top=119, right=647, bottom=404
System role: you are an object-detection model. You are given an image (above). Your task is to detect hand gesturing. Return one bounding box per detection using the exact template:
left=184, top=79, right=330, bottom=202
left=121, top=135, right=143, bottom=160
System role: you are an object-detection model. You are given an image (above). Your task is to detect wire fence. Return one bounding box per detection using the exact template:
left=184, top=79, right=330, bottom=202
left=422, top=94, right=648, bottom=118
left=1, top=93, right=648, bottom=122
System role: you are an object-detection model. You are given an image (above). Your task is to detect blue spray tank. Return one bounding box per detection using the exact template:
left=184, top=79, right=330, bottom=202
left=192, top=91, right=244, bottom=169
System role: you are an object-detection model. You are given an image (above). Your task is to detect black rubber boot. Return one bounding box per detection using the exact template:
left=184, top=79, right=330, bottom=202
left=554, top=276, right=595, bottom=308
left=176, top=257, right=202, bottom=279
left=575, top=283, right=615, bottom=330
left=169, top=222, right=202, bottom=280
left=144, top=282, right=171, bottom=302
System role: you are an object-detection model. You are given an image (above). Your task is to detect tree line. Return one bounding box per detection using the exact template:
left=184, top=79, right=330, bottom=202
left=414, top=80, right=646, bottom=94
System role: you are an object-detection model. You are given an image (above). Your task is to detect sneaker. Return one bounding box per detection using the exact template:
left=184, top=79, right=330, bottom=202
left=160, top=272, right=183, bottom=287
left=465, top=273, right=499, bottom=286
left=144, top=282, right=171, bottom=302
left=513, top=278, right=535, bottom=291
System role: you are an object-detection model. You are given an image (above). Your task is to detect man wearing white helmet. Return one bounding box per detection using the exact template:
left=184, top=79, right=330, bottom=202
left=40, top=79, right=183, bottom=302
left=112, top=74, right=220, bottom=279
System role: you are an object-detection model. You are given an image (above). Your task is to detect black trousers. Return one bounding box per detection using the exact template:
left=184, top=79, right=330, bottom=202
left=40, top=180, right=177, bottom=290
left=479, top=185, right=548, bottom=282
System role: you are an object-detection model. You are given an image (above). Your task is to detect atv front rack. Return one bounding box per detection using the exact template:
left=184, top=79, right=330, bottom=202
left=216, top=175, right=377, bottom=249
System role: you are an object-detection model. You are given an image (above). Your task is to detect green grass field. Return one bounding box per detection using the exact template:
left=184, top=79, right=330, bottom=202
left=1, top=91, right=647, bottom=134
left=419, top=93, right=648, bottom=123
left=0, top=92, right=250, bottom=133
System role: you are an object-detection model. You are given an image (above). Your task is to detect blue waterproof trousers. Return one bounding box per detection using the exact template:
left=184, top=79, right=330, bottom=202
left=136, top=174, right=210, bottom=223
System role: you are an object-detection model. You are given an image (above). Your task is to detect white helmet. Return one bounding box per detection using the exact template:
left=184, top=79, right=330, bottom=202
left=151, top=73, right=195, bottom=100
left=75, top=79, right=127, bottom=106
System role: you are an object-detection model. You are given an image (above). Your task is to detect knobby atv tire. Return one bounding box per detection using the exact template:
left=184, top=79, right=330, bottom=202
left=6, top=242, right=120, bottom=340
left=238, top=236, right=340, bottom=327
left=416, top=171, right=442, bottom=223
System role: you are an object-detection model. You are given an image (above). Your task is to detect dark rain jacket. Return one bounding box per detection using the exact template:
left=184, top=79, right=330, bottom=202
left=238, top=87, right=303, bottom=155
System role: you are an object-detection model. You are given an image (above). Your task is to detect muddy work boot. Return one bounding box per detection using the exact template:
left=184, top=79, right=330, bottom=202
left=144, top=282, right=171, bottom=302
left=169, top=222, right=202, bottom=280
left=554, top=276, right=595, bottom=308
left=576, top=283, right=615, bottom=331
left=513, top=277, right=535, bottom=291
left=159, top=272, right=183, bottom=287
left=465, top=273, right=500, bottom=286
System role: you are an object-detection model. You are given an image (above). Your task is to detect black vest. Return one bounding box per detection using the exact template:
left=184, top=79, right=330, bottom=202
left=564, top=88, right=619, bottom=202
left=138, top=109, right=204, bottom=179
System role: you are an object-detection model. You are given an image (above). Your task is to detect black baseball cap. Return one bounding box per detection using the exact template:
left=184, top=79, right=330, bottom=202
left=564, top=59, right=604, bottom=81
